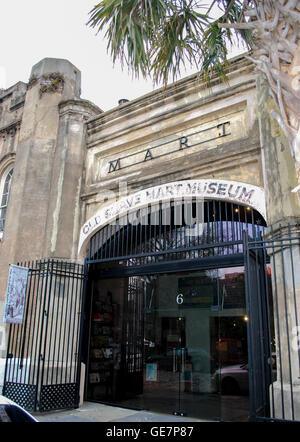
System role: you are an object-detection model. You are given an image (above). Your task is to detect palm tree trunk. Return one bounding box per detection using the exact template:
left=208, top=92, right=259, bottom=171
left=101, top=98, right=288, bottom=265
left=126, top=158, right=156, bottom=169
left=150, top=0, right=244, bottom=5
left=220, top=0, right=300, bottom=200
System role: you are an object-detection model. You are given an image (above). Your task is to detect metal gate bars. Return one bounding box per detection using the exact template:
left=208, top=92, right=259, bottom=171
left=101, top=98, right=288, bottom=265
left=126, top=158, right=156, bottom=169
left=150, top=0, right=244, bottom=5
left=244, top=223, right=300, bottom=422
left=3, top=223, right=299, bottom=421
left=3, top=259, right=86, bottom=412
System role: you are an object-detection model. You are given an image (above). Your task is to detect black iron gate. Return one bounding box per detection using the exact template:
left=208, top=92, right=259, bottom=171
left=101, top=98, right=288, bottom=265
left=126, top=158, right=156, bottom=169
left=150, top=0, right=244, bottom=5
left=244, top=225, right=300, bottom=422
left=3, top=259, right=86, bottom=412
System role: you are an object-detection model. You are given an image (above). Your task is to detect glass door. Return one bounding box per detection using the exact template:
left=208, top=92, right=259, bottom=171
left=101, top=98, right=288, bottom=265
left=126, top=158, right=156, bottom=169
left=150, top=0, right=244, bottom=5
left=142, top=272, right=222, bottom=420
left=142, top=276, right=187, bottom=415
left=177, top=267, right=249, bottom=421
left=142, top=268, right=249, bottom=421
left=86, top=267, right=249, bottom=421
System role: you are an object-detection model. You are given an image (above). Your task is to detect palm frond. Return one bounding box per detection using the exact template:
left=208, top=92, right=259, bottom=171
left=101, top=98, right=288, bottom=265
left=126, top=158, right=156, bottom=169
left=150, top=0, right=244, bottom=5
left=88, top=0, right=170, bottom=77
left=87, top=1, right=254, bottom=85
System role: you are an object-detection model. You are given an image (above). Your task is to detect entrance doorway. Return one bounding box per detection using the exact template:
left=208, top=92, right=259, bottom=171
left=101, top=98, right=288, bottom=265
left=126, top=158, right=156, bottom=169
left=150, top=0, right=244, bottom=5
left=85, top=266, right=249, bottom=421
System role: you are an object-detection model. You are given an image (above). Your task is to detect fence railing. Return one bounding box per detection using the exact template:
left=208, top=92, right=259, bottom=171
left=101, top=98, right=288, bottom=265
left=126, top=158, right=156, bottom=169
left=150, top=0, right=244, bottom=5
left=3, top=259, right=86, bottom=412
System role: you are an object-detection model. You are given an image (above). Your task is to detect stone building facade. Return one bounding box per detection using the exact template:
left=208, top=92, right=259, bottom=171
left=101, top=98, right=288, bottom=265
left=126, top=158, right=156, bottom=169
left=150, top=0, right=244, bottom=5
left=0, top=56, right=299, bottom=421
left=0, top=58, right=100, bottom=333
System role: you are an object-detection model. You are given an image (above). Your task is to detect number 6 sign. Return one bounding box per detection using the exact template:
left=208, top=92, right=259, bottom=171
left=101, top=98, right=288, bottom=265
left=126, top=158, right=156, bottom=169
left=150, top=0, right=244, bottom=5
left=176, top=294, right=183, bottom=305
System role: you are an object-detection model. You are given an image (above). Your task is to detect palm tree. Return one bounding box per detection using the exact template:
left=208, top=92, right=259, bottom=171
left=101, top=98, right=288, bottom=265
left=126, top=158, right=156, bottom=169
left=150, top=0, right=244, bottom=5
left=88, top=1, right=300, bottom=196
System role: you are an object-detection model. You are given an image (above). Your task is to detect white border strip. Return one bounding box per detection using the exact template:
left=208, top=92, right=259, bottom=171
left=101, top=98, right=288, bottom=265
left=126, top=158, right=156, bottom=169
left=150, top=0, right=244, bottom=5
left=78, top=179, right=266, bottom=258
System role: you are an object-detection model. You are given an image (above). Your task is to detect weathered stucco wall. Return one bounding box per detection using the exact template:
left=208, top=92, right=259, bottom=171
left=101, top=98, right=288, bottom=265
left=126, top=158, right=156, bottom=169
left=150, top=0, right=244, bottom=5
left=0, top=59, right=101, bottom=357
left=82, top=56, right=264, bottom=229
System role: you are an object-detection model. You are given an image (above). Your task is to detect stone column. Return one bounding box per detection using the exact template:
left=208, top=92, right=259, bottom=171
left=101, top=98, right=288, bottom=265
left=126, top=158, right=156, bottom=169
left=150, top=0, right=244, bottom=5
left=43, top=98, right=101, bottom=260
left=257, top=75, right=300, bottom=420
left=0, top=58, right=101, bottom=361
left=4, top=58, right=83, bottom=263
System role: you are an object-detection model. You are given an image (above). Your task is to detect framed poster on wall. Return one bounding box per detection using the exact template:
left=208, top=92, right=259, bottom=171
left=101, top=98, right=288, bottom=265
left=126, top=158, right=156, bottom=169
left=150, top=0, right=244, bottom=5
left=3, top=264, right=29, bottom=324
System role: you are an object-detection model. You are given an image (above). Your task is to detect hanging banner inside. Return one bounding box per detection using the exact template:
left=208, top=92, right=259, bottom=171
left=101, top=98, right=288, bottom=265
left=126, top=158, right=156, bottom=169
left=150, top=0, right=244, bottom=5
left=3, top=265, right=29, bottom=324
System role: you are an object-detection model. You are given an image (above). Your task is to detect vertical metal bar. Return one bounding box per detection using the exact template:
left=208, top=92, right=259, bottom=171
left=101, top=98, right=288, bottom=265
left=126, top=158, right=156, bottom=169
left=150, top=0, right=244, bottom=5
left=65, top=265, right=76, bottom=383
left=51, top=260, right=63, bottom=385
left=230, top=203, right=235, bottom=254
left=251, top=207, right=255, bottom=239
left=113, top=220, right=117, bottom=258
left=18, top=262, right=31, bottom=372
left=8, top=322, right=17, bottom=384
left=126, top=221, right=129, bottom=257
left=101, top=226, right=105, bottom=259
left=67, top=265, right=77, bottom=384
left=46, top=261, right=58, bottom=386
left=36, top=260, right=52, bottom=409
left=117, top=219, right=121, bottom=259
left=55, top=260, right=64, bottom=385
left=219, top=200, right=222, bottom=250
left=104, top=225, right=109, bottom=259
left=147, top=204, right=150, bottom=261
left=279, top=224, right=294, bottom=420
left=262, top=242, right=275, bottom=418
left=164, top=202, right=168, bottom=253
left=212, top=199, right=216, bottom=246
left=206, top=200, right=210, bottom=244
left=158, top=202, right=162, bottom=258
left=15, top=264, right=24, bottom=376
left=242, top=206, right=247, bottom=250
left=31, top=261, right=44, bottom=391
left=3, top=323, right=13, bottom=386
left=288, top=223, right=300, bottom=375
left=83, top=270, right=93, bottom=402
left=27, top=262, right=38, bottom=386
left=120, top=221, right=125, bottom=258
left=153, top=204, right=157, bottom=257
left=243, top=230, right=256, bottom=421
left=60, top=262, right=71, bottom=385
left=225, top=201, right=229, bottom=253
left=237, top=203, right=241, bottom=243
left=130, top=217, right=134, bottom=258
left=90, top=235, right=94, bottom=260
left=43, top=261, right=55, bottom=388
left=270, top=225, right=284, bottom=419
left=72, top=262, right=87, bottom=406
left=70, top=266, right=81, bottom=384
left=96, top=230, right=100, bottom=260
left=135, top=212, right=138, bottom=256
left=25, top=263, right=34, bottom=388
left=255, top=242, right=268, bottom=416
left=108, top=223, right=112, bottom=258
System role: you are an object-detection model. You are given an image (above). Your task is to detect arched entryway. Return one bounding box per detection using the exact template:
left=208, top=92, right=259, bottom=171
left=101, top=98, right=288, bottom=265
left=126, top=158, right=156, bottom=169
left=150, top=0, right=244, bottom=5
left=82, top=195, right=268, bottom=421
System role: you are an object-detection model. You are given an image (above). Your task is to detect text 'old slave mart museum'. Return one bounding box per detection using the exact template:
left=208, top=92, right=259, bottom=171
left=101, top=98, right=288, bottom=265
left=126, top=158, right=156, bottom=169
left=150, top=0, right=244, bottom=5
left=0, top=55, right=299, bottom=422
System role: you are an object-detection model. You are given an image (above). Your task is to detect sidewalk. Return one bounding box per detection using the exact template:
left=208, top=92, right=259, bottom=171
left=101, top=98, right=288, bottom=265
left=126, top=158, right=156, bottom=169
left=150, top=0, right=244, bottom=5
left=32, top=401, right=207, bottom=423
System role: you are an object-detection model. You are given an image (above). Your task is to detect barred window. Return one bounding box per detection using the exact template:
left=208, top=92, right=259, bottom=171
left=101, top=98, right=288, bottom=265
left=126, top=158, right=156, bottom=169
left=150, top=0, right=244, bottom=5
left=0, top=166, right=13, bottom=240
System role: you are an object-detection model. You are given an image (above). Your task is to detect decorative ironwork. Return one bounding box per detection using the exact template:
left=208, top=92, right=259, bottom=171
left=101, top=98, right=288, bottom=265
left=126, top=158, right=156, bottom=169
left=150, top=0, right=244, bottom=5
left=39, top=383, right=79, bottom=412
left=86, top=197, right=300, bottom=422
left=3, top=259, right=86, bottom=412
left=244, top=225, right=300, bottom=422
left=2, top=383, right=37, bottom=412
left=87, top=199, right=266, bottom=266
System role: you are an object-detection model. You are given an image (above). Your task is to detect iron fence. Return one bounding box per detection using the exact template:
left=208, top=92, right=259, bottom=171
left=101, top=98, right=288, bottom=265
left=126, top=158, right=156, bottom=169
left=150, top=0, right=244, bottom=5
left=244, top=224, right=300, bottom=421
left=3, top=259, right=86, bottom=412
left=2, top=215, right=299, bottom=422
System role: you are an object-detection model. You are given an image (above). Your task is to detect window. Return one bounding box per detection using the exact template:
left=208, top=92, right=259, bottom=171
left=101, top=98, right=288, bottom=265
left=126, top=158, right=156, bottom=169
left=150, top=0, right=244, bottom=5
left=0, top=166, right=13, bottom=240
